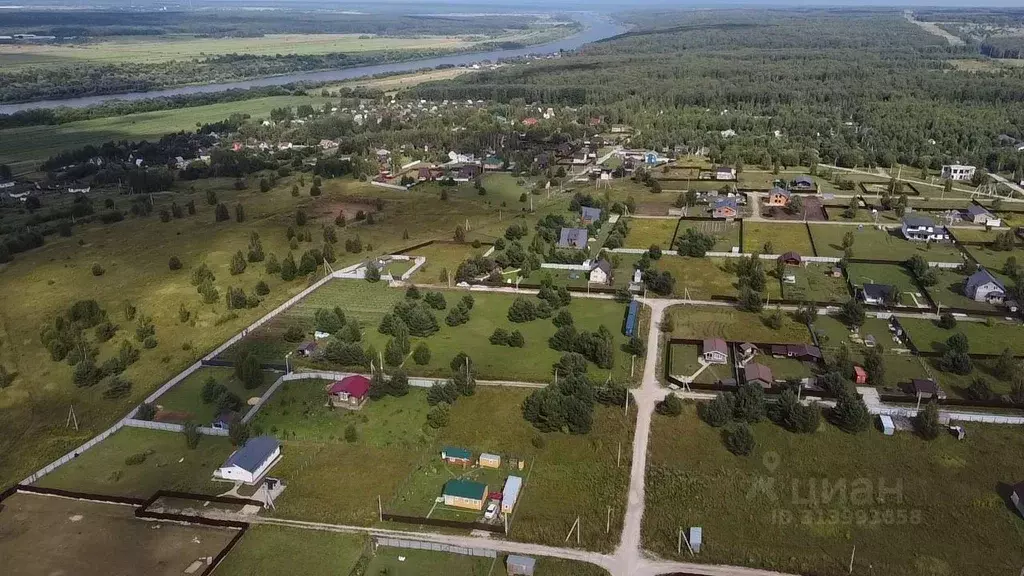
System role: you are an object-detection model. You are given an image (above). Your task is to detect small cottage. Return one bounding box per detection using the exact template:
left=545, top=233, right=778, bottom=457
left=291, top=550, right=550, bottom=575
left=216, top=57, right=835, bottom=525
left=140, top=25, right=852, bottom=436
left=215, top=436, right=281, bottom=485
left=558, top=228, right=589, bottom=249
left=590, top=259, right=612, bottom=285
left=744, top=363, right=773, bottom=389
left=702, top=338, right=729, bottom=364
left=442, top=479, right=487, bottom=511
left=502, top=475, right=523, bottom=513
left=442, top=446, right=472, bottom=466
left=766, top=187, right=791, bottom=207
left=327, top=375, right=371, bottom=410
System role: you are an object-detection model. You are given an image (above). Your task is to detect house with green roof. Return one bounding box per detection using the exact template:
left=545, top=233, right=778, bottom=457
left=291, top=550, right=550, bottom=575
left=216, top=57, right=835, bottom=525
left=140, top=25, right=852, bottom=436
left=442, top=479, right=488, bottom=511
left=441, top=446, right=472, bottom=466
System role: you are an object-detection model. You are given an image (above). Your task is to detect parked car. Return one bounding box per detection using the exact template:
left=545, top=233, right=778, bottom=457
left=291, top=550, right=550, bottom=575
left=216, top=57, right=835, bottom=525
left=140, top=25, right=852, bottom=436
left=485, top=501, right=499, bottom=520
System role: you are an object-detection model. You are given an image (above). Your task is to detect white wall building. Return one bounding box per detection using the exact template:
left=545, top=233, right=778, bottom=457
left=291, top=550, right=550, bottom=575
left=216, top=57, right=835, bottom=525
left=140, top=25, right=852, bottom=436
left=941, top=164, right=976, bottom=181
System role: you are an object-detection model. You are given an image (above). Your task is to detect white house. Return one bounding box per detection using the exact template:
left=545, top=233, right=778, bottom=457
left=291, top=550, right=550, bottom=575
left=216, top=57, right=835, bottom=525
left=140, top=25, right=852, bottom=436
left=964, top=268, right=1006, bottom=303
left=714, top=166, right=737, bottom=181
left=860, top=283, right=896, bottom=306
left=702, top=338, right=728, bottom=364
left=901, top=215, right=948, bottom=242
left=215, top=436, right=281, bottom=485
left=589, top=260, right=612, bottom=285
left=966, top=204, right=1000, bottom=227
left=941, top=164, right=976, bottom=181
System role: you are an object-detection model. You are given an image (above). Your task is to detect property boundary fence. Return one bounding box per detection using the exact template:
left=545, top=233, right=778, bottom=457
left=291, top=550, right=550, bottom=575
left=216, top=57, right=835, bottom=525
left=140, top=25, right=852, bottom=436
left=20, top=419, right=128, bottom=485
left=375, top=536, right=498, bottom=558
left=380, top=512, right=505, bottom=534
left=123, top=418, right=229, bottom=436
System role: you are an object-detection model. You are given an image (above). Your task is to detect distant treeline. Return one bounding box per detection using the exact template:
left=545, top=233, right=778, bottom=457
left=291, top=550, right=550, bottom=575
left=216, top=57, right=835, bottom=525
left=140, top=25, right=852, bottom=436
left=0, top=10, right=536, bottom=38
left=980, top=36, right=1024, bottom=59
left=0, top=49, right=459, bottom=104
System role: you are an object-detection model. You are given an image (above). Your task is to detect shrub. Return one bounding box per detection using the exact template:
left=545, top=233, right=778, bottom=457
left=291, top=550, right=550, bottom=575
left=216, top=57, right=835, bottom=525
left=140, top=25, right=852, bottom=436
left=95, top=321, right=118, bottom=343
left=102, top=376, right=132, bottom=399
left=937, top=312, right=957, bottom=330
left=552, top=309, right=574, bottom=327
left=508, top=330, right=525, bottom=348
left=733, top=382, right=766, bottom=423
left=655, top=393, right=683, bottom=416
left=168, top=256, right=182, bottom=271
left=424, top=292, right=447, bottom=310
left=490, top=328, right=510, bottom=345
left=508, top=297, right=537, bottom=322
left=143, top=336, right=157, bottom=349
left=91, top=263, right=106, bottom=277
left=125, top=453, right=147, bottom=466
left=182, top=422, right=201, bottom=449
left=965, top=377, right=994, bottom=401
left=831, top=389, right=870, bottom=433
left=283, top=326, right=305, bottom=342
left=461, top=294, right=474, bottom=310
left=445, top=305, right=470, bottom=327
left=915, top=401, right=942, bottom=440
left=724, top=423, right=755, bottom=456
left=255, top=280, right=270, bottom=296
left=344, top=424, right=359, bottom=442
left=136, top=402, right=157, bottom=421
left=427, top=403, right=451, bottom=428
left=406, top=285, right=421, bottom=300
left=698, top=393, right=734, bottom=427
left=413, top=343, right=431, bottom=365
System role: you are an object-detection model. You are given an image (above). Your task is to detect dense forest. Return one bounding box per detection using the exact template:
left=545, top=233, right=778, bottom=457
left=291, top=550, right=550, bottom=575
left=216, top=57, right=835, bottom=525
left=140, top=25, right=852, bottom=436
left=413, top=10, right=1024, bottom=175
left=980, top=36, right=1024, bottom=59
left=0, top=10, right=543, bottom=38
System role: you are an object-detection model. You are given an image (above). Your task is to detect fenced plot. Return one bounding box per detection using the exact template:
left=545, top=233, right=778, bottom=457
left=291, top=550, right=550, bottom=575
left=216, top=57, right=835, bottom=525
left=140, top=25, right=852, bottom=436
left=809, top=224, right=964, bottom=262
left=624, top=218, right=678, bottom=249
left=743, top=222, right=814, bottom=255
left=0, top=491, right=238, bottom=576
left=778, top=264, right=850, bottom=303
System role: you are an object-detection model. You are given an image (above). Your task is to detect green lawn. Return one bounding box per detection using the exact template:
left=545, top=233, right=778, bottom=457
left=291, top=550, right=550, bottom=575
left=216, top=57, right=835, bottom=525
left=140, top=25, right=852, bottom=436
left=778, top=264, right=850, bottom=303
left=951, top=227, right=1004, bottom=244
left=408, top=242, right=486, bottom=284
left=625, top=218, right=678, bottom=249
left=929, top=268, right=1003, bottom=312
left=154, top=366, right=273, bottom=426
left=963, top=245, right=1023, bottom=277
left=35, top=427, right=234, bottom=498
left=743, top=222, right=814, bottom=255
left=677, top=220, right=741, bottom=252
left=233, top=281, right=637, bottom=384
left=899, top=317, right=1024, bottom=355
left=809, top=224, right=964, bottom=262
left=667, top=306, right=813, bottom=344
left=644, top=405, right=1024, bottom=576
left=364, top=548, right=501, bottom=576
left=754, top=354, right=815, bottom=380
left=668, top=343, right=733, bottom=384
left=215, top=525, right=366, bottom=576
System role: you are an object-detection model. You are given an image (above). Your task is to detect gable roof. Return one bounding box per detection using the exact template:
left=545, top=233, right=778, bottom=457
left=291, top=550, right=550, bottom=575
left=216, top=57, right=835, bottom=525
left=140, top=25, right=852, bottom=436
left=862, top=283, right=895, bottom=301
left=442, top=446, right=472, bottom=460
left=794, top=175, right=814, bottom=185
left=224, top=436, right=280, bottom=473
left=507, top=555, right=537, bottom=570
left=443, top=479, right=487, bottom=500
left=713, top=197, right=738, bottom=210
left=965, top=268, right=1005, bottom=294
left=558, top=228, right=588, bottom=249
left=770, top=186, right=791, bottom=198
left=581, top=206, right=602, bottom=221
left=967, top=204, right=993, bottom=217
left=328, top=375, right=371, bottom=398
left=911, top=378, right=941, bottom=396
left=787, top=344, right=822, bottom=359
left=903, top=215, right=935, bottom=228
left=702, top=338, right=728, bottom=356
left=744, top=363, right=773, bottom=383
left=592, top=259, right=612, bottom=275
left=778, top=251, right=801, bottom=263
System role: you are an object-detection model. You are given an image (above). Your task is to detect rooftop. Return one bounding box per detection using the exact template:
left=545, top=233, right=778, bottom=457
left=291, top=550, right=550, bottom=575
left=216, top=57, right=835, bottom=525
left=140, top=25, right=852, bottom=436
left=443, top=479, right=487, bottom=500
left=223, top=436, right=280, bottom=473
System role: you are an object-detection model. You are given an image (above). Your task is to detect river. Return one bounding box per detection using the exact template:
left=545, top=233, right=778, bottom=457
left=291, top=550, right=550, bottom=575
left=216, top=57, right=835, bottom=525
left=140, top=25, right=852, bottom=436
left=0, top=13, right=626, bottom=114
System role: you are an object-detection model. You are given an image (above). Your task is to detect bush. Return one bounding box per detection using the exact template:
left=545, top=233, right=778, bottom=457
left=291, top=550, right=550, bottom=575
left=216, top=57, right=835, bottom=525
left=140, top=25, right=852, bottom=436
left=655, top=393, right=683, bottom=416
left=424, top=291, right=447, bottom=310
left=427, top=403, right=451, bottom=428
left=552, top=309, right=574, bottom=327
left=733, top=382, right=766, bottom=423
left=283, top=326, right=305, bottom=342
left=698, top=393, right=735, bottom=427
left=444, top=304, right=470, bottom=327
left=182, top=422, right=201, bottom=449
left=937, top=312, right=957, bottom=329
left=255, top=280, right=270, bottom=296
left=915, top=401, right=942, bottom=440
left=413, top=343, right=431, bottom=365
left=95, top=321, right=118, bottom=343
left=489, top=328, right=510, bottom=346
left=831, top=389, right=870, bottom=433
left=724, top=423, right=755, bottom=456
left=965, top=377, right=994, bottom=401
left=91, top=263, right=106, bottom=277
left=344, top=424, right=359, bottom=442
left=143, top=336, right=157, bottom=349
left=168, top=256, right=182, bottom=271
left=508, top=330, right=525, bottom=348
left=136, top=402, right=157, bottom=421
left=125, top=453, right=147, bottom=466
left=508, top=297, right=537, bottom=322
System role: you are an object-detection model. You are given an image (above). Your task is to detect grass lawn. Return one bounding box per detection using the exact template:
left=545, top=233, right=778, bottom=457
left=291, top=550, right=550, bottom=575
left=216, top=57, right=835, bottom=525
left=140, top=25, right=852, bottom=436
left=755, top=354, right=814, bottom=380
left=846, top=262, right=919, bottom=294
left=407, top=242, right=485, bottom=284
left=153, top=366, right=273, bottom=425
left=643, top=405, right=1024, bottom=576
left=929, top=268, right=1003, bottom=312
left=778, top=264, right=850, bottom=303
left=951, top=226, right=1004, bottom=243
left=676, top=220, right=741, bottom=252
left=35, top=427, right=234, bottom=498
left=811, top=315, right=936, bottom=386
left=809, top=224, right=964, bottom=262
left=667, top=306, right=813, bottom=344
left=259, top=386, right=633, bottom=552
left=215, top=525, right=366, bottom=576
left=625, top=218, right=678, bottom=249
left=233, top=280, right=637, bottom=384
left=668, top=343, right=733, bottom=384
left=743, top=222, right=814, bottom=255
left=653, top=257, right=744, bottom=300
left=364, top=548, right=502, bottom=576
left=963, top=245, right=1023, bottom=277
left=899, top=317, right=1024, bottom=355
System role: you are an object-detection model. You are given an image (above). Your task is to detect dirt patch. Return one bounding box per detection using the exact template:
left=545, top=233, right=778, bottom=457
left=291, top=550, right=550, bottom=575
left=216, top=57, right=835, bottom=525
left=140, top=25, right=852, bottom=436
left=761, top=196, right=827, bottom=221
left=154, top=408, right=192, bottom=423
left=0, top=492, right=237, bottom=576
left=636, top=203, right=672, bottom=216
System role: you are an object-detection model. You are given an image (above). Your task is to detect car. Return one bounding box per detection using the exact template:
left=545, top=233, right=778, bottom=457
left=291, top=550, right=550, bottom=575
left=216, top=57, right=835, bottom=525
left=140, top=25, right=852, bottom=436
left=484, top=501, right=499, bottom=520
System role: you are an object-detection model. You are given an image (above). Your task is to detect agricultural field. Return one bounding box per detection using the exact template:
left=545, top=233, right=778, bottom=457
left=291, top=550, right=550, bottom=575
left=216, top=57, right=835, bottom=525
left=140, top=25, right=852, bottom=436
left=230, top=280, right=639, bottom=384
left=0, top=94, right=331, bottom=175
left=153, top=366, right=273, bottom=425
left=0, top=491, right=238, bottom=576
left=666, top=306, right=813, bottom=345
left=35, top=427, right=235, bottom=498
left=809, top=224, right=965, bottom=262
left=777, top=263, right=849, bottom=303
left=899, top=317, right=1024, bottom=356
left=215, top=525, right=366, bottom=576
left=743, top=222, right=814, bottom=255
left=643, top=405, right=1024, bottom=576
left=258, top=386, right=633, bottom=552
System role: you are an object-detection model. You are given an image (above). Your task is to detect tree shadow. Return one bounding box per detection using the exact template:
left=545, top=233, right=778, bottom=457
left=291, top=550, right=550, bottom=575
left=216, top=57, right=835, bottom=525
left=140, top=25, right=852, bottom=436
left=995, top=482, right=1022, bottom=518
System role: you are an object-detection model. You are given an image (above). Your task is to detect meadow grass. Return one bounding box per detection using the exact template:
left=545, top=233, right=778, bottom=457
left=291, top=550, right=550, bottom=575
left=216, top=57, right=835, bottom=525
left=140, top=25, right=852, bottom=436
left=743, top=222, right=814, bottom=255
left=214, top=525, right=367, bottom=576
left=809, top=224, right=964, bottom=262
left=899, top=317, right=1024, bottom=356
left=643, top=405, right=1024, bottom=576
left=154, top=366, right=274, bottom=425
left=667, top=306, right=812, bottom=344
left=778, top=264, right=850, bottom=303
left=35, top=427, right=234, bottom=498
left=625, top=218, right=678, bottom=249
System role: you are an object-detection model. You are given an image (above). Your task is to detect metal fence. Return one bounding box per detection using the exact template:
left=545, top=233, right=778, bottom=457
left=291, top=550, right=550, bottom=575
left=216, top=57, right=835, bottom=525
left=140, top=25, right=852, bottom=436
left=375, top=537, right=497, bottom=558
left=123, top=418, right=229, bottom=436
left=20, top=420, right=128, bottom=484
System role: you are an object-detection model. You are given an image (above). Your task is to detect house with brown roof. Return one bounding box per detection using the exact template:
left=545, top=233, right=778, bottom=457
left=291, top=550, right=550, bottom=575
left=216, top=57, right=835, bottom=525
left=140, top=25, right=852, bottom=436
left=744, top=363, right=773, bottom=389
left=778, top=252, right=801, bottom=265
left=702, top=338, right=729, bottom=364
left=909, top=378, right=946, bottom=400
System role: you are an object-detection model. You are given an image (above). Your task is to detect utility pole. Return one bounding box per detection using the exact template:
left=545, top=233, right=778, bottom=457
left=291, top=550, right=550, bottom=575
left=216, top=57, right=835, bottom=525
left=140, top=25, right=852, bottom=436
left=66, top=405, right=79, bottom=431
left=606, top=506, right=611, bottom=534
left=378, top=495, right=383, bottom=522
left=848, top=546, right=856, bottom=574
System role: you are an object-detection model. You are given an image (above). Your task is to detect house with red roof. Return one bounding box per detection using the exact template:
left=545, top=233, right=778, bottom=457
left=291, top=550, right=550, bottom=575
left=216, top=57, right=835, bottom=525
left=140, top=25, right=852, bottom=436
left=327, top=375, right=371, bottom=410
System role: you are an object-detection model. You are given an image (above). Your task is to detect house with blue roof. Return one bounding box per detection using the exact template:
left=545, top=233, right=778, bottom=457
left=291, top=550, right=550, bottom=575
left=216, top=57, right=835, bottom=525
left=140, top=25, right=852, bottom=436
left=964, top=268, right=1006, bottom=303
left=581, top=206, right=602, bottom=224
left=712, top=197, right=738, bottom=219
left=215, top=436, right=281, bottom=485
left=558, top=228, right=589, bottom=249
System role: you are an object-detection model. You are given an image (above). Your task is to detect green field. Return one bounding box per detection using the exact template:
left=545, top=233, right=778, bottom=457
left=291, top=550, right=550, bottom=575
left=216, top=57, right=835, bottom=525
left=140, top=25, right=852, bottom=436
left=35, top=427, right=234, bottom=498
left=743, top=222, right=814, bottom=255
left=232, top=280, right=638, bottom=384
left=625, top=218, right=678, bottom=249
left=667, top=306, right=813, bottom=344
left=899, top=317, right=1024, bottom=355
left=0, top=95, right=331, bottom=175
left=809, top=224, right=964, bottom=262
left=258, top=386, right=633, bottom=552
left=153, top=366, right=273, bottom=425
left=215, top=525, right=366, bottom=576
left=778, top=264, right=850, bottom=303
left=644, top=405, right=1024, bottom=576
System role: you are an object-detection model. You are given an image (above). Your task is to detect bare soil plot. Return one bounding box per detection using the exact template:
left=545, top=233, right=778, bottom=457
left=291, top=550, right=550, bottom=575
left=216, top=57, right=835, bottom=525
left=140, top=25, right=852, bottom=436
left=761, top=196, right=827, bottom=221
left=0, top=491, right=237, bottom=576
